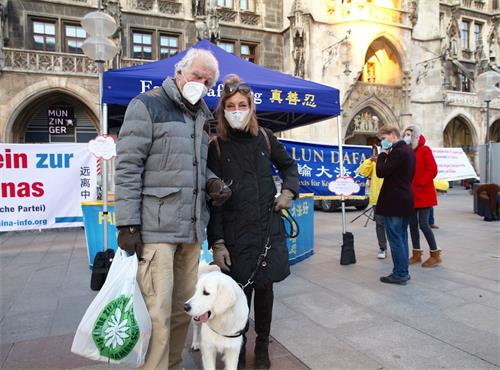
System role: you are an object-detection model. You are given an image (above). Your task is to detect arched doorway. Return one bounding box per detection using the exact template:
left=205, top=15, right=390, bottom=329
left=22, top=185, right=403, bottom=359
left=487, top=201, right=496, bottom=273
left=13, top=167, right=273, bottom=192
left=345, top=107, right=384, bottom=145
left=359, top=37, right=402, bottom=86
left=490, top=120, right=500, bottom=143
left=443, top=116, right=476, bottom=165
left=10, top=92, right=98, bottom=143
left=344, top=36, right=403, bottom=144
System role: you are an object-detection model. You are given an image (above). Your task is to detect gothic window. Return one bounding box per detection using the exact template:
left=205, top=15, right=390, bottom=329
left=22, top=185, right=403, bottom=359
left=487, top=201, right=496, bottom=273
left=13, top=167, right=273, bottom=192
left=159, top=34, right=179, bottom=59
left=359, top=37, right=402, bottom=85
left=33, top=20, right=56, bottom=51
left=241, top=43, right=257, bottom=63
left=461, top=19, right=470, bottom=50
left=219, top=40, right=235, bottom=54
left=473, top=22, right=482, bottom=50
left=459, top=73, right=471, bottom=92
left=132, top=31, right=153, bottom=59
left=64, top=23, right=86, bottom=54
left=217, top=0, right=234, bottom=8
left=240, top=0, right=255, bottom=11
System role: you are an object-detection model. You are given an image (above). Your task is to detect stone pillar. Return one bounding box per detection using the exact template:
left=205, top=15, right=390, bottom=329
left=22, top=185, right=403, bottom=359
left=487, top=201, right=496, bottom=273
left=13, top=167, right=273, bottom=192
left=412, top=0, right=440, bottom=41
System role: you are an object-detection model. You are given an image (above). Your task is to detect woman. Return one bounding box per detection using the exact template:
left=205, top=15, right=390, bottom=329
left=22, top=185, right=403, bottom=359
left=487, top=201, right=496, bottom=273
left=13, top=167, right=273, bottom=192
left=207, top=74, right=299, bottom=370
left=403, top=125, right=441, bottom=267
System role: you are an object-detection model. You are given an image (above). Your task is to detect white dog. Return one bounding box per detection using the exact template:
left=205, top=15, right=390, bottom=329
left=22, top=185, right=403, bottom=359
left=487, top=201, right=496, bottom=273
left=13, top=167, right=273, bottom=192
left=190, top=262, right=221, bottom=352
left=185, top=268, right=249, bottom=370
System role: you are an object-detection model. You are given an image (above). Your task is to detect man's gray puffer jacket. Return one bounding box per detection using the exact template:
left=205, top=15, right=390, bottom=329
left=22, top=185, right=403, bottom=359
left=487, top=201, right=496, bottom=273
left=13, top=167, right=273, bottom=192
left=115, top=78, right=215, bottom=244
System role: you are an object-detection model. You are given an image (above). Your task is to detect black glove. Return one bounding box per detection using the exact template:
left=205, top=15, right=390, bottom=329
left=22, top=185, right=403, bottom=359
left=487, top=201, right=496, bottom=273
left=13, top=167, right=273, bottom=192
left=207, top=178, right=232, bottom=207
left=117, top=226, right=143, bottom=259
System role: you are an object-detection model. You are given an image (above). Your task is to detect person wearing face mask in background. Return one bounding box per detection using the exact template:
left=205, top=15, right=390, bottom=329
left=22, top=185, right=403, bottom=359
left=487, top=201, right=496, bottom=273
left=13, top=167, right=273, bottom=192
left=403, top=125, right=441, bottom=268
left=357, top=144, right=388, bottom=259
left=375, top=125, right=416, bottom=285
left=207, top=74, right=299, bottom=370
left=114, top=48, right=231, bottom=370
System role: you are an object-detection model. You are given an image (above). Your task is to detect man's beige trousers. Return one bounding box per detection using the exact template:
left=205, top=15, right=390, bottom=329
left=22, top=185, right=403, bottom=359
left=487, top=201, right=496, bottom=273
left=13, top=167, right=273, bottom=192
left=137, top=242, right=200, bottom=370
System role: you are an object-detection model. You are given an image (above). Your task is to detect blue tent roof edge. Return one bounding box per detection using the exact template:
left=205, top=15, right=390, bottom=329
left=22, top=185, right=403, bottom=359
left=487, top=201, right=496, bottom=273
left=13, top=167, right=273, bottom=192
left=103, top=40, right=341, bottom=131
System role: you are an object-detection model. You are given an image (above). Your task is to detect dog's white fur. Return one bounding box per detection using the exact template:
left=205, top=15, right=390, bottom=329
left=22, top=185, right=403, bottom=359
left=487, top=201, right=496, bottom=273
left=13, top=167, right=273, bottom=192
left=190, top=262, right=220, bottom=352
left=186, top=265, right=249, bottom=370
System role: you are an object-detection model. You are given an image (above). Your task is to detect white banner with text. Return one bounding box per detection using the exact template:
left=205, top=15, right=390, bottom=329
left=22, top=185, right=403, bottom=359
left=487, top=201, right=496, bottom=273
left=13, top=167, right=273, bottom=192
left=431, top=147, right=478, bottom=182
left=0, top=144, right=97, bottom=231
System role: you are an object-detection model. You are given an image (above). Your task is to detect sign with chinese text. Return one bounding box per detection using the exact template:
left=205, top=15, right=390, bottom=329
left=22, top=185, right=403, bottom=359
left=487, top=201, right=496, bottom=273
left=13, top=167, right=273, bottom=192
left=279, top=139, right=372, bottom=199
left=0, top=144, right=97, bottom=231
left=47, top=105, right=76, bottom=135
left=286, top=195, right=314, bottom=265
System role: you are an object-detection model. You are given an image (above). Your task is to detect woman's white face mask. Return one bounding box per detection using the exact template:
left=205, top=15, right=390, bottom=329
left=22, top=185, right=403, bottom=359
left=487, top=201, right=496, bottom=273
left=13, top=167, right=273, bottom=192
left=224, top=109, right=250, bottom=130
left=403, top=135, right=412, bottom=145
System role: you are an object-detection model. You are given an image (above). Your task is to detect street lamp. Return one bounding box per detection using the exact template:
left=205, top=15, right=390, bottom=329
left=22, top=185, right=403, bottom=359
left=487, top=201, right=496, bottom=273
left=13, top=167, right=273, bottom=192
left=476, top=70, right=500, bottom=184
left=81, top=8, right=118, bottom=252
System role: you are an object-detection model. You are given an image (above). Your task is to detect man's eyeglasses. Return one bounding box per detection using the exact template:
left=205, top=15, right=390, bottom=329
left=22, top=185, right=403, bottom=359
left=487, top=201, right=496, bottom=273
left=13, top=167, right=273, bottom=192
left=223, top=83, right=252, bottom=96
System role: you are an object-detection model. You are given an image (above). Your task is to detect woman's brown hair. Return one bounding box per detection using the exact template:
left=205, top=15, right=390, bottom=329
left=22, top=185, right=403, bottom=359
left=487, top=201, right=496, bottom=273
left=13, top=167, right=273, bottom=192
left=216, top=74, right=259, bottom=141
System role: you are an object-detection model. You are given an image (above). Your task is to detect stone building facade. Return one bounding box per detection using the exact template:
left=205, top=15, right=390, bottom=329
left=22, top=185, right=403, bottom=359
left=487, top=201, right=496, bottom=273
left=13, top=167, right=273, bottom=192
left=0, top=0, right=285, bottom=142
left=1, top=0, right=499, bottom=170
left=282, top=0, right=500, bottom=170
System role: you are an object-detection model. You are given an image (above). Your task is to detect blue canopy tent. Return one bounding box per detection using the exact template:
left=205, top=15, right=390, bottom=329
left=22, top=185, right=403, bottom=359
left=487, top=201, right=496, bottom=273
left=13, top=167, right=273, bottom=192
left=103, top=40, right=340, bottom=131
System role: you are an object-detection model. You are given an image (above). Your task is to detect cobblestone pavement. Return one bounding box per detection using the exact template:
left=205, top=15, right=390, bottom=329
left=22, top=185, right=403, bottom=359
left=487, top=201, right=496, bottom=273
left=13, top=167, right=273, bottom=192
left=1, top=188, right=499, bottom=369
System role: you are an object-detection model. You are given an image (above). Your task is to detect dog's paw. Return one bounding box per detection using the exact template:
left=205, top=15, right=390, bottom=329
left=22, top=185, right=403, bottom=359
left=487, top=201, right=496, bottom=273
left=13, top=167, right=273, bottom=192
left=190, top=342, right=201, bottom=351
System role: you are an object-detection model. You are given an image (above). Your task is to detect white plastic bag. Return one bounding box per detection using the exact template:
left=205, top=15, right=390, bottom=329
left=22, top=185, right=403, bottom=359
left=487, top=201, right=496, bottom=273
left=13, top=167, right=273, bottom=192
left=72, top=249, right=152, bottom=367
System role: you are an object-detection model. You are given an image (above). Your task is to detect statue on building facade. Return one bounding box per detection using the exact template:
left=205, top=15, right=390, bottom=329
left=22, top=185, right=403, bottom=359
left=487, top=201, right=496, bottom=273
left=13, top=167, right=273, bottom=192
left=409, top=0, right=418, bottom=27
left=292, top=30, right=305, bottom=78
left=290, top=0, right=306, bottom=78
left=103, top=0, right=122, bottom=68
left=192, top=0, right=206, bottom=17
left=195, top=0, right=219, bottom=42
left=0, top=0, right=8, bottom=72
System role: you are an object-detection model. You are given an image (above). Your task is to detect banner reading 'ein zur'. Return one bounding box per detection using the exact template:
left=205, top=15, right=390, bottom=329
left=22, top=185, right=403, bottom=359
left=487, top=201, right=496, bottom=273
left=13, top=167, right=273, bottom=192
left=0, top=144, right=97, bottom=231
left=279, top=139, right=372, bottom=199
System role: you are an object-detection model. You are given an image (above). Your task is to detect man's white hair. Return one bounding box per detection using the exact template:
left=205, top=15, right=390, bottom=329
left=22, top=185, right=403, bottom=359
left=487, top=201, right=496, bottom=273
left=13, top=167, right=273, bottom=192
left=175, top=48, right=219, bottom=87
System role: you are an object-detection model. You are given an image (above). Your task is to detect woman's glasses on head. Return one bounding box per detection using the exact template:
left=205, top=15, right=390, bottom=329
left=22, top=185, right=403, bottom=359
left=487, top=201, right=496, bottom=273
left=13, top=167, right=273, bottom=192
left=223, top=83, right=252, bottom=96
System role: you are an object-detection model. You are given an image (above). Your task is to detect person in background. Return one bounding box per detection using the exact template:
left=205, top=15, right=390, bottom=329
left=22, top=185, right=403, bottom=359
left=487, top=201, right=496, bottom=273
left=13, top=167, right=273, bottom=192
left=403, top=125, right=441, bottom=268
left=429, top=180, right=450, bottom=228
left=207, top=74, right=299, bottom=370
left=115, top=49, right=231, bottom=370
left=375, top=125, right=416, bottom=285
left=357, top=145, right=387, bottom=259
left=428, top=207, right=437, bottom=229
left=475, top=183, right=500, bottom=221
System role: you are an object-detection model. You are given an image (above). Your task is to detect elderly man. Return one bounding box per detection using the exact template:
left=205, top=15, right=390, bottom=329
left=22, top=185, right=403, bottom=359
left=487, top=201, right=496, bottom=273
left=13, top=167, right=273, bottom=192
left=115, top=48, right=230, bottom=369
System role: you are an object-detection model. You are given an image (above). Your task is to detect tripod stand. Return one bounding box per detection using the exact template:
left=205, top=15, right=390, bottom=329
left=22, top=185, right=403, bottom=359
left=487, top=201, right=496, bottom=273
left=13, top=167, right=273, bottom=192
left=350, top=206, right=375, bottom=227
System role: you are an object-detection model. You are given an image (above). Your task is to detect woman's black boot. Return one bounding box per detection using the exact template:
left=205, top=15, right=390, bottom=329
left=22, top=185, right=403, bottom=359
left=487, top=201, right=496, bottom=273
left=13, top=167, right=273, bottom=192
left=254, top=338, right=271, bottom=370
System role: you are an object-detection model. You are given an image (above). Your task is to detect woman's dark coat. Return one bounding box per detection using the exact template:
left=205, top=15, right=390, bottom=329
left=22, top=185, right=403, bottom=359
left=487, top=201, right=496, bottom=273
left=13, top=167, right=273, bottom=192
left=207, top=127, right=299, bottom=288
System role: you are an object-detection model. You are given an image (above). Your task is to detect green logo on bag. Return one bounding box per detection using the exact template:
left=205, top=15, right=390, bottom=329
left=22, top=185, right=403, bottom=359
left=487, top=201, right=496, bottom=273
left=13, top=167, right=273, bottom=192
left=92, top=295, right=139, bottom=360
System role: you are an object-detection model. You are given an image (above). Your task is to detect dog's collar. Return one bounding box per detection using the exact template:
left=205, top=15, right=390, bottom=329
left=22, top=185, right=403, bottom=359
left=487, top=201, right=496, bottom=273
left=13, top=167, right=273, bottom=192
left=206, top=324, right=245, bottom=338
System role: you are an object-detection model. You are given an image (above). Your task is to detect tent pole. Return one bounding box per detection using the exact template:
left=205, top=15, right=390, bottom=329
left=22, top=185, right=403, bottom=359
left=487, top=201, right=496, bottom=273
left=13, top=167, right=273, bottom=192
left=337, top=114, right=346, bottom=234
left=98, top=61, right=108, bottom=252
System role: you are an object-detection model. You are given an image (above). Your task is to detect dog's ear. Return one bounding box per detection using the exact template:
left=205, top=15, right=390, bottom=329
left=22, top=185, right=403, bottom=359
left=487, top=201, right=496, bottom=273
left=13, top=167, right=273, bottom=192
left=212, top=280, right=236, bottom=316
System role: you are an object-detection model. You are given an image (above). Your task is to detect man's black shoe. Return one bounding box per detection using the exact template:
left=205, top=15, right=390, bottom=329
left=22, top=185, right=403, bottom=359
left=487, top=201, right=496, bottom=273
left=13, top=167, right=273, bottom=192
left=380, top=274, right=407, bottom=285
